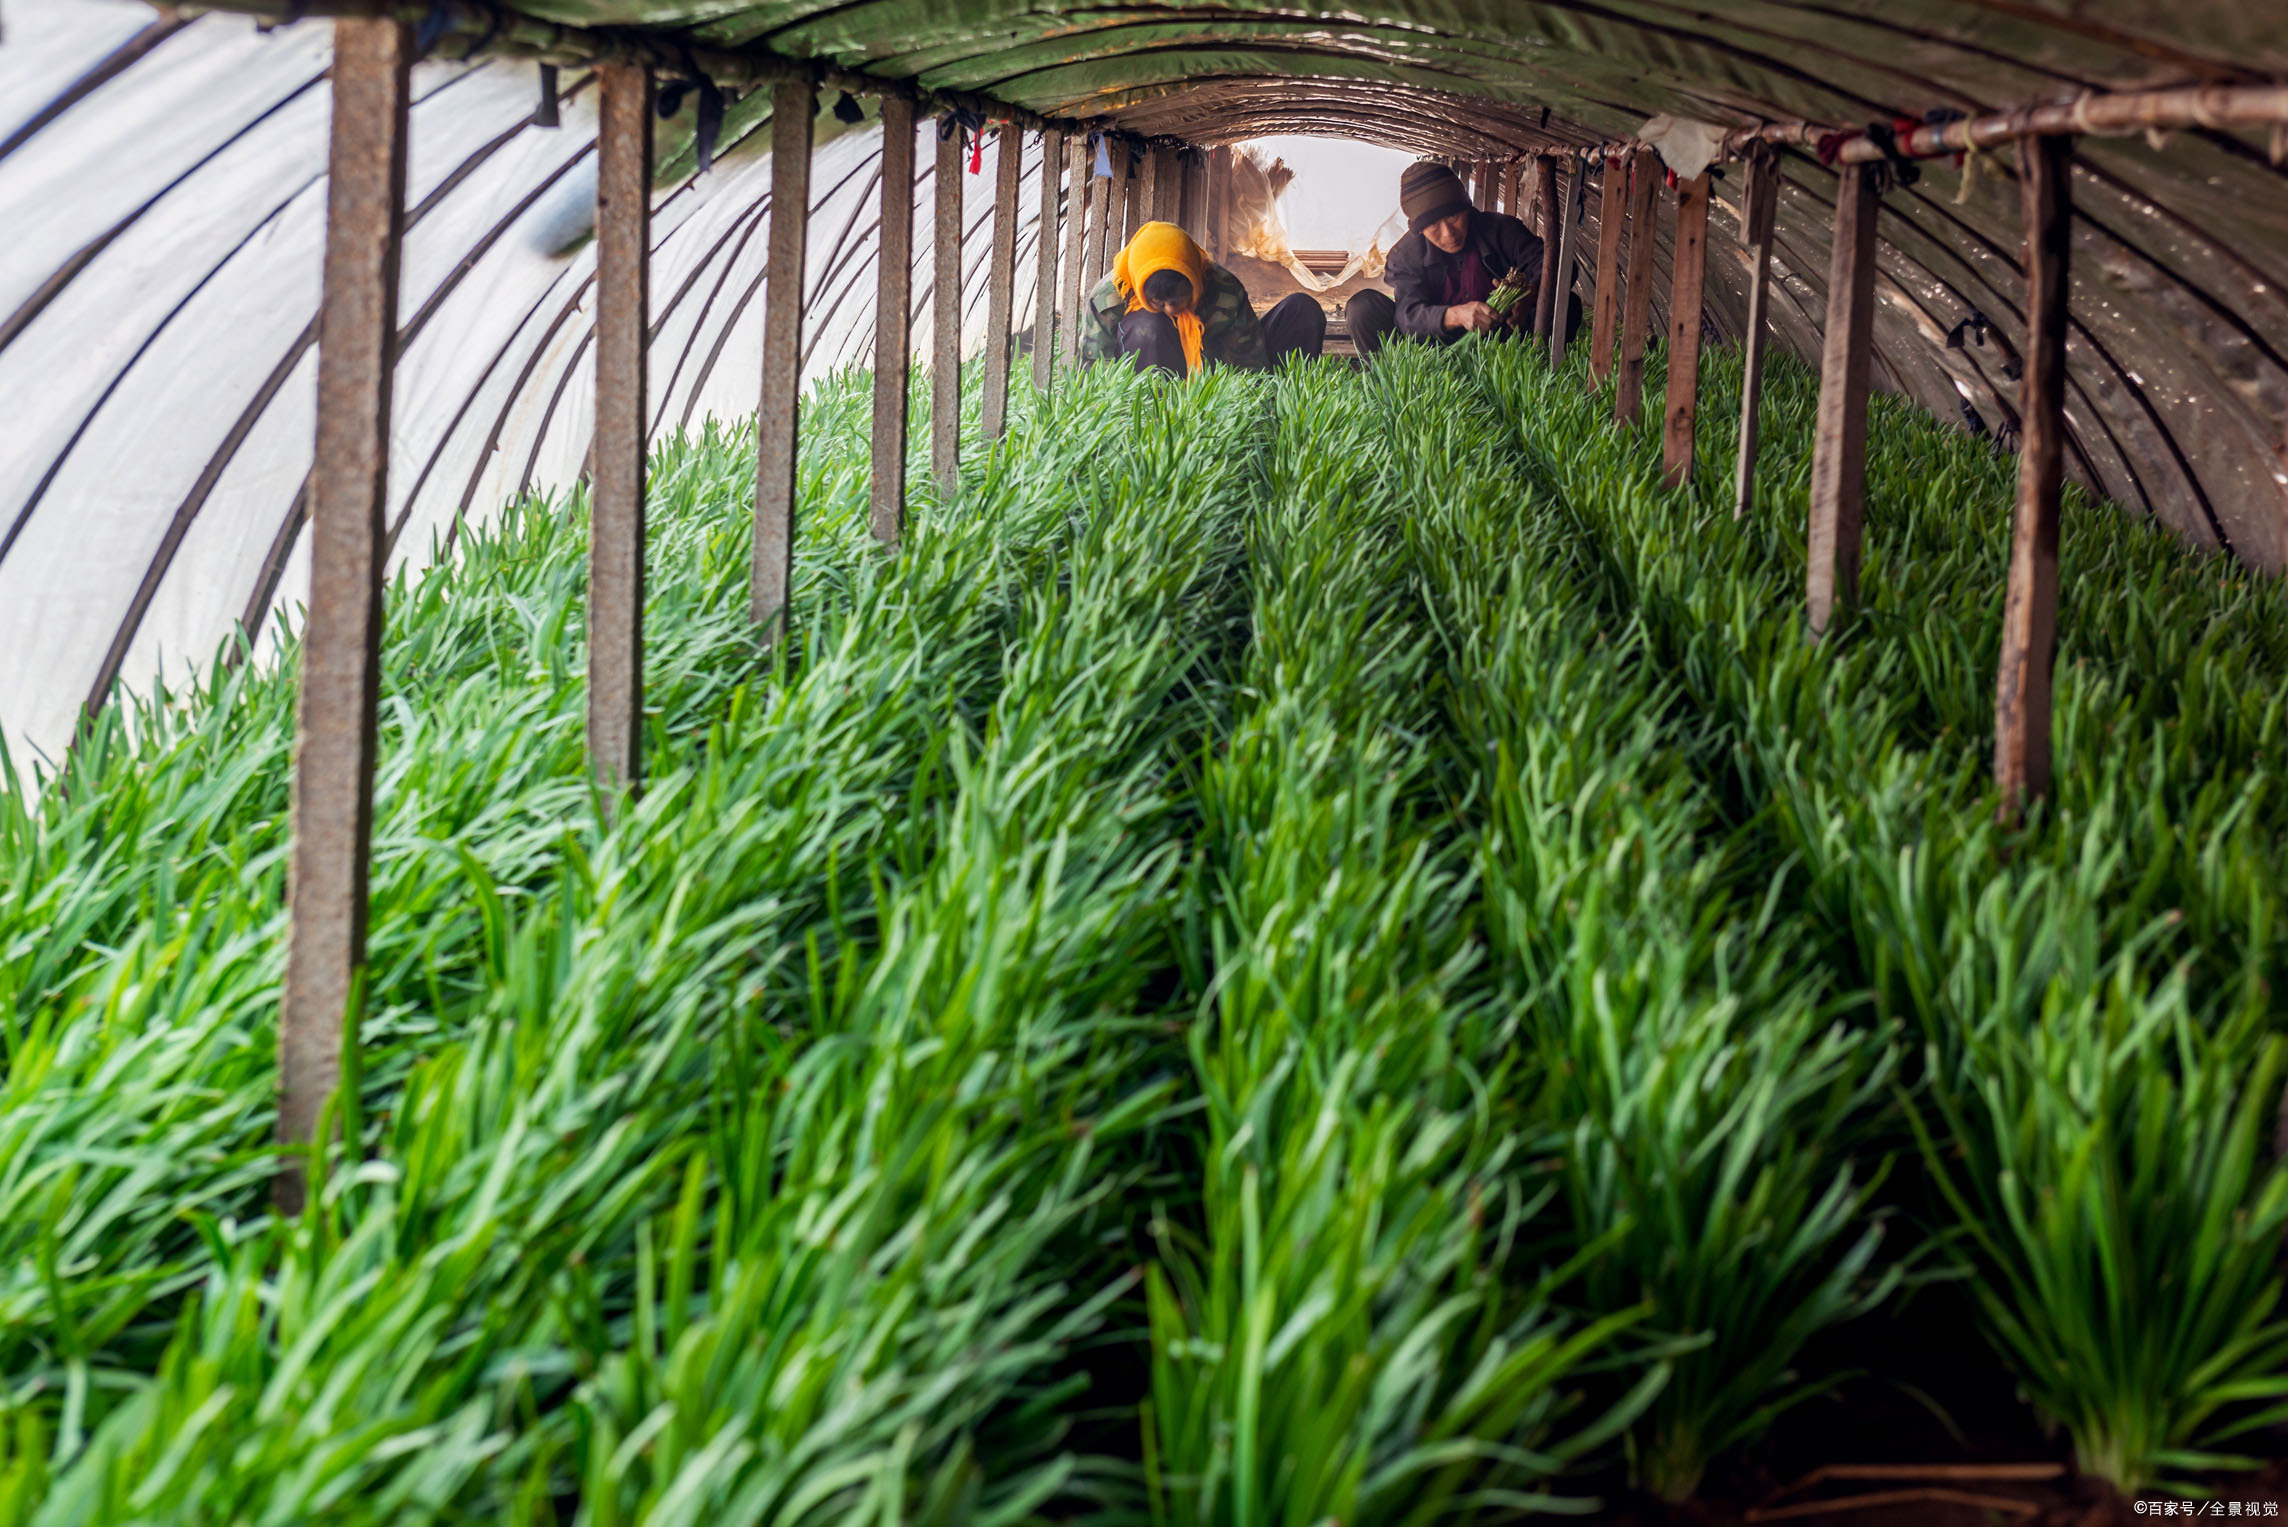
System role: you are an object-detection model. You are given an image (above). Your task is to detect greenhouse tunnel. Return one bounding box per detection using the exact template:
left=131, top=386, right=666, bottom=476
left=7, top=0, right=2288, bottom=1518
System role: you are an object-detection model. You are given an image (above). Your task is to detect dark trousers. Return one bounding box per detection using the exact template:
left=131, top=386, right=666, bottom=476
left=1119, top=292, right=1328, bottom=375
left=1346, top=286, right=1584, bottom=359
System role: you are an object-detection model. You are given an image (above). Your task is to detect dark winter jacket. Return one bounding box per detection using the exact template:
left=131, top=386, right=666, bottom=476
left=1384, top=211, right=1546, bottom=342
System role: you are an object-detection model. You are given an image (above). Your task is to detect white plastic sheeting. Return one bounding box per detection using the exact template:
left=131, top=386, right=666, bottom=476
left=0, top=0, right=1052, bottom=780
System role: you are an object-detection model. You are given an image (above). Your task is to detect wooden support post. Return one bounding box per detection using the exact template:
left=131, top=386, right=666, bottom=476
left=1060, top=134, right=1087, bottom=361
left=930, top=117, right=962, bottom=494
left=1500, top=160, right=1520, bottom=218
left=1532, top=156, right=1561, bottom=338
left=869, top=94, right=915, bottom=548
left=981, top=124, right=1021, bottom=437
left=1660, top=171, right=1709, bottom=490
left=1207, top=145, right=1230, bottom=261
left=1994, top=134, right=2073, bottom=817
left=1137, top=145, right=1160, bottom=229
left=1030, top=126, right=1062, bottom=393
left=590, top=61, right=651, bottom=790
left=278, top=14, right=409, bottom=1211
left=1590, top=159, right=1624, bottom=384
left=1119, top=147, right=1141, bottom=251
left=1614, top=151, right=1658, bottom=426
left=750, top=79, right=812, bottom=636
left=1549, top=161, right=1583, bottom=366
left=1082, top=150, right=1110, bottom=302
left=1732, top=144, right=1779, bottom=519
left=1805, top=163, right=1881, bottom=637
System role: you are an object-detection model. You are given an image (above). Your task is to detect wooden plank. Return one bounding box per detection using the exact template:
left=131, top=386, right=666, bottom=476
left=1732, top=144, right=1779, bottom=519
left=981, top=124, right=1021, bottom=437
left=1532, top=156, right=1561, bottom=338
left=1030, top=125, right=1061, bottom=393
left=1081, top=144, right=1109, bottom=300
left=1207, top=144, right=1230, bottom=261
left=1805, top=162, right=1881, bottom=637
left=930, top=116, right=962, bottom=494
left=750, top=79, right=812, bottom=636
left=1613, top=151, right=1658, bottom=426
left=1994, top=134, right=2073, bottom=817
left=1549, top=160, right=1583, bottom=367
left=277, top=14, right=410, bottom=1210
left=1137, top=144, right=1160, bottom=229
left=1119, top=146, right=1141, bottom=251
left=1661, top=171, right=1710, bottom=490
left=1500, top=160, right=1520, bottom=217
left=1590, top=158, right=1625, bottom=384
left=1060, top=134, right=1087, bottom=361
left=869, top=94, right=915, bottom=548
left=590, top=61, right=650, bottom=792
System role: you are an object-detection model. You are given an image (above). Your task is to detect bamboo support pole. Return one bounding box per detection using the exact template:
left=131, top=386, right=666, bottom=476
left=981, top=124, right=1020, bottom=437
left=1060, top=135, right=1087, bottom=361
left=1613, top=152, right=1657, bottom=426
left=1994, top=133, right=2073, bottom=818
left=1733, top=143, right=1779, bottom=519
left=1806, top=163, right=1881, bottom=638
left=277, top=13, right=409, bottom=1211
left=1661, top=170, right=1709, bottom=490
left=750, top=79, right=812, bottom=636
left=1589, top=160, right=1624, bottom=384
left=1031, top=126, right=1062, bottom=393
left=1532, top=156, right=1560, bottom=338
left=589, top=60, right=650, bottom=793
left=869, top=94, right=915, bottom=547
left=930, top=117, right=962, bottom=494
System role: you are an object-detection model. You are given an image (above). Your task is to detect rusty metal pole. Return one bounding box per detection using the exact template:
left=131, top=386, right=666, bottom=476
left=870, top=94, right=916, bottom=548
left=1994, top=134, right=2073, bottom=819
left=277, top=14, right=409, bottom=1212
left=930, top=116, right=962, bottom=495
left=1660, top=171, right=1710, bottom=490
left=1614, top=152, right=1658, bottom=426
left=590, top=61, right=651, bottom=792
left=1532, top=156, right=1561, bottom=339
left=750, top=77, right=813, bottom=637
left=1589, top=159, right=1625, bottom=385
left=1549, top=161, right=1583, bottom=367
left=1060, top=134, right=1087, bottom=362
left=1031, top=126, right=1062, bottom=393
left=1733, top=144, right=1780, bottom=519
left=1806, top=163, right=1881, bottom=638
left=981, top=124, right=1021, bottom=437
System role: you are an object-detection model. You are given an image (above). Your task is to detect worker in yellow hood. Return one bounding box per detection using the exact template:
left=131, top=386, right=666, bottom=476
left=1077, top=220, right=1325, bottom=376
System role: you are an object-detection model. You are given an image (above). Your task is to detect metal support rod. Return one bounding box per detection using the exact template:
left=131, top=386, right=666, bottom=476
left=1060, top=134, right=1087, bottom=362
left=1732, top=144, right=1779, bottom=519
left=1532, top=156, right=1560, bottom=338
left=870, top=94, right=915, bottom=547
left=1661, top=170, right=1709, bottom=491
left=590, top=60, right=650, bottom=792
left=1589, top=160, right=1624, bottom=385
left=1549, top=160, right=1583, bottom=367
left=930, top=117, right=962, bottom=494
left=1031, top=126, right=1062, bottom=393
left=751, top=78, right=813, bottom=636
left=981, top=123, right=1021, bottom=437
left=1806, top=163, right=1881, bottom=638
left=1613, top=151, right=1657, bottom=427
left=277, top=14, right=409, bottom=1212
left=1994, top=134, right=2073, bottom=818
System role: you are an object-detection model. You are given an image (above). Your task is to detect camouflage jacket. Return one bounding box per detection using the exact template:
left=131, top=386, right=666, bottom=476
left=1076, top=261, right=1270, bottom=372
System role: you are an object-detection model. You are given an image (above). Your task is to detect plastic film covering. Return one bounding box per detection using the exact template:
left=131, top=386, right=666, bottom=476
left=0, top=0, right=1050, bottom=778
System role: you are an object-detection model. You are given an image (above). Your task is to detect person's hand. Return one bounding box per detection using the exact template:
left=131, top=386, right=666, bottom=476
left=1443, top=301, right=1495, bottom=333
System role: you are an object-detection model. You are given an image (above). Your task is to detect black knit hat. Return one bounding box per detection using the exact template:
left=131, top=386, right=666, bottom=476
left=1400, top=161, right=1472, bottom=233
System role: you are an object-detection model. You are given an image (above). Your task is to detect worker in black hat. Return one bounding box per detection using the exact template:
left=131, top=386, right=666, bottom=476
left=1348, top=161, right=1577, bottom=359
